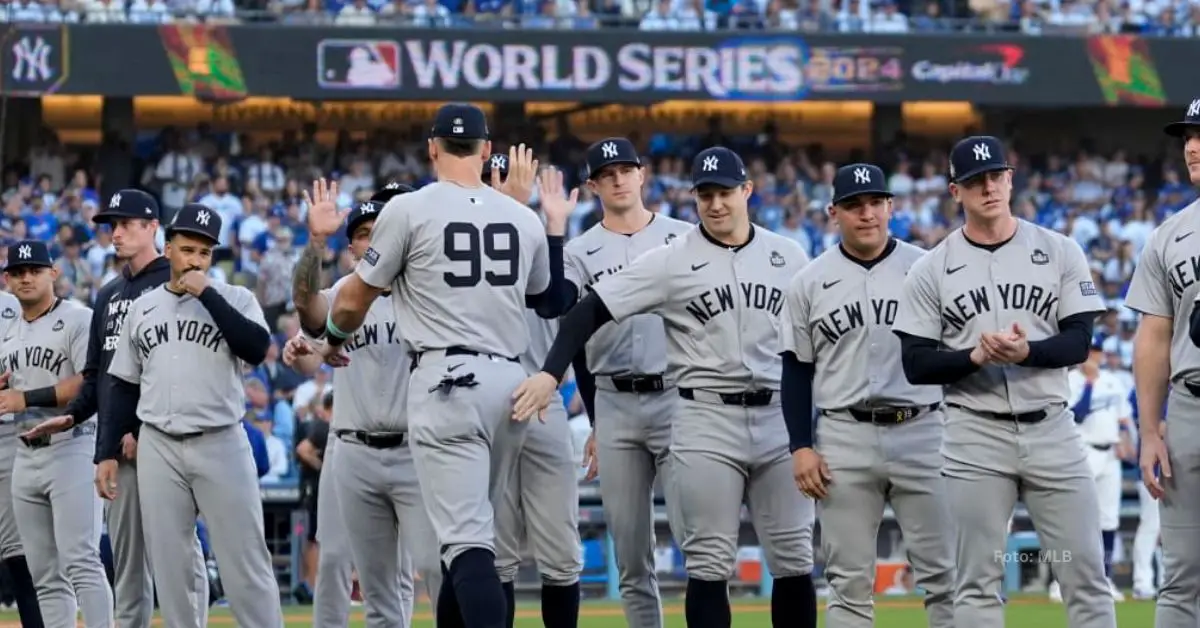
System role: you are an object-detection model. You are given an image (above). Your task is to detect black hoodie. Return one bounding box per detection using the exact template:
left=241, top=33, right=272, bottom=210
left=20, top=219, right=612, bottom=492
left=65, top=257, right=171, bottom=464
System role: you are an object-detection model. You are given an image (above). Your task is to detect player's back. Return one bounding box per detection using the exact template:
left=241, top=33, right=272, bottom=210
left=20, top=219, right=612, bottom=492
left=393, top=182, right=548, bottom=359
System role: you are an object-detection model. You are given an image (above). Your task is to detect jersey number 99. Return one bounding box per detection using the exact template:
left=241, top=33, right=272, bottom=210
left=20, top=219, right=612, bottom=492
left=442, top=222, right=520, bottom=288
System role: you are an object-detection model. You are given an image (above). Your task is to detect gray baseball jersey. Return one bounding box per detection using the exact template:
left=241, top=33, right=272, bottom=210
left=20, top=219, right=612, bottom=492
left=322, top=276, right=410, bottom=432
left=564, top=217, right=693, bottom=375
left=356, top=182, right=551, bottom=359
left=108, top=283, right=268, bottom=433
left=0, top=299, right=91, bottom=424
left=521, top=308, right=557, bottom=376
left=0, top=292, right=20, bottom=424
left=1125, top=200, right=1200, bottom=383
left=591, top=227, right=809, bottom=394
left=782, top=240, right=942, bottom=409
left=892, top=220, right=1105, bottom=413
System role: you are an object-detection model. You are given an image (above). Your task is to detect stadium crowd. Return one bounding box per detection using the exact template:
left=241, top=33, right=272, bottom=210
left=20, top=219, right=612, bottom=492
left=1, top=0, right=1199, bottom=34
left=0, top=122, right=1186, bottom=492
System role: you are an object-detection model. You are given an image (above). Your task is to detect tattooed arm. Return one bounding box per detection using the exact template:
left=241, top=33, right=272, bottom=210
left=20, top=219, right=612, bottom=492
left=292, top=238, right=328, bottom=337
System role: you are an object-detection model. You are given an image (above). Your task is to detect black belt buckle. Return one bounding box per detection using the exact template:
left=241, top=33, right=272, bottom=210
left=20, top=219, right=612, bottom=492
left=611, top=375, right=665, bottom=394
left=726, top=390, right=773, bottom=407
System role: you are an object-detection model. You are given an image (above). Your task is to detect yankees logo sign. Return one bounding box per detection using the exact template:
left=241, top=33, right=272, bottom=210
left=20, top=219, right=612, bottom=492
left=1, top=26, right=67, bottom=96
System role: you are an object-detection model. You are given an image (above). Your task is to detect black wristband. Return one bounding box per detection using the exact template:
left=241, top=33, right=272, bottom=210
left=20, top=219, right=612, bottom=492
left=326, top=332, right=347, bottom=347
left=24, top=386, right=57, bottom=408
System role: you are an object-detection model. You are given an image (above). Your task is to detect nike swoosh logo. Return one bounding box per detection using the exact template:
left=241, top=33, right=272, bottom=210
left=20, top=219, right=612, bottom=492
left=692, top=262, right=710, bottom=271
left=586, top=247, right=603, bottom=255
left=1176, top=231, right=1194, bottom=243
left=822, top=280, right=841, bottom=289
left=142, top=306, right=157, bottom=315
left=447, top=363, right=464, bottom=372
left=946, top=265, right=967, bottom=275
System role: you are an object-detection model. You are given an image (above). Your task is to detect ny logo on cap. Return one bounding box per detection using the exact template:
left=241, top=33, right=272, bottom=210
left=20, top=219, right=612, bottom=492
left=452, top=117, right=464, bottom=135
left=702, top=155, right=719, bottom=172
left=109, top=194, right=121, bottom=209
left=196, top=210, right=211, bottom=226
left=359, top=202, right=376, bottom=214
left=1189, top=99, right=1200, bottom=118
left=601, top=142, right=618, bottom=159
left=17, top=245, right=30, bottom=260
left=490, top=155, right=506, bottom=170
left=853, top=167, right=871, bottom=184
left=384, top=182, right=401, bottom=190
left=973, top=143, right=992, bottom=161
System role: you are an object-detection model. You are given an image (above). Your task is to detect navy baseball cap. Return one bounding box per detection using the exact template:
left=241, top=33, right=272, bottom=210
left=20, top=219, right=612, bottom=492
left=94, top=189, right=160, bottom=224
left=1164, top=98, right=1200, bottom=137
left=585, top=138, right=641, bottom=180
left=165, top=203, right=222, bottom=245
left=690, top=146, right=748, bottom=190
left=346, top=200, right=385, bottom=235
left=430, top=103, right=489, bottom=141
left=370, top=181, right=414, bottom=204
left=832, top=163, right=892, bottom=205
left=482, top=153, right=510, bottom=180
left=4, top=240, right=53, bottom=272
left=949, top=136, right=1011, bottom=184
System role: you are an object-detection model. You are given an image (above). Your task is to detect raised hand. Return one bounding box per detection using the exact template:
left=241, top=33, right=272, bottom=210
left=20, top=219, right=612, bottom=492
left=538, top=167, right=578, bottom=236
left=498, top=144, right=539, bottom=206
left=303, top=178, right=348, bottom=239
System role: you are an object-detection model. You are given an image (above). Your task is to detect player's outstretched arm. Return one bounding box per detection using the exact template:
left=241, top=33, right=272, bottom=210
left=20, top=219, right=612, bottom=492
left=540, top=292, right=614, bottom=384
left=292, top=239, right=330, bottom=337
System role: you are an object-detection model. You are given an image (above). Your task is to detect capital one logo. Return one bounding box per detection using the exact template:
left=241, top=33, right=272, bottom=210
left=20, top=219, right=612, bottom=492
left=11, top=36, right=53, bottom=83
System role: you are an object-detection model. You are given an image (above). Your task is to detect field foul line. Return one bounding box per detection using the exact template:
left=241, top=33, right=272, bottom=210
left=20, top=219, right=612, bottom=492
left=0, top=596, right=1133, bottom=627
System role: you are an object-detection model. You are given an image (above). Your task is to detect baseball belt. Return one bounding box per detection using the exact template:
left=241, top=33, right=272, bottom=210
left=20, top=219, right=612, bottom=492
left=18, top=421, right=96, bottom=449
left=678, top=387, right=775, bottom=407
left=945, top=403, right=1048, bottom=424
left=826, top=403, right=941, bottom=425
left=335, top=429, right=408, bottom=449
left=409, top=346, right=518, bottom=372
left=604, top=374, right=666, bottom=394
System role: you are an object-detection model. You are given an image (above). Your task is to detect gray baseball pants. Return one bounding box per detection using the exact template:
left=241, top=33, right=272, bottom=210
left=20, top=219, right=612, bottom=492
left=108, top=457, right=209, bottom=628
left=334, top=432, right=440, bottom=628
left=137, top=423, right=283, bottom=628
left=0, top=424, right=22, bottom=560
left=313, top=438, right=356, bottom=628
left=495, top=399, right=582, bottom=585
left=942, top=405, right=1114, bottom=628
left=12, top=428, right=112, bottom=628
left=592, top=382, right=676, bottom=628
left=671, top=394, right=814, bottom=581
left=1155, top=387, right=1200, bottom=628
left=816, top=409, right=955, bottom=628
left=407, top=351, right=530, bottom=567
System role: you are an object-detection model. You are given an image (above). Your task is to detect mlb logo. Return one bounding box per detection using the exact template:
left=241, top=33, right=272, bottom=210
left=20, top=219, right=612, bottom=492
left=317, top=39, right=400, bottom=90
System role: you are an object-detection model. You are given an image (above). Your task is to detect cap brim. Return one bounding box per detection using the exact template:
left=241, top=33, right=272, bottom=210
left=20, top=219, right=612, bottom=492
left=1164, top=121, right=1200, bottom=138
left=3, top=261, right=52, bottom=272
left=832, top=189, right=894, bottom=205
left=691, top=176, right=746, bottom=190
left=587, top=160, right=641, bottom=180
left=346, top=214, right=378, bottom=234
left=166, top=227, right=218, bottom=245
left=952, top=164, right=1012, bottom=184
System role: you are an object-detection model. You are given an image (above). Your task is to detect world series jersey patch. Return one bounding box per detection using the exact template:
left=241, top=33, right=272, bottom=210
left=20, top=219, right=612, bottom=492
left=1079, top=280, right=1098, bottom=297
left=363, top=247, right=380, bottom=266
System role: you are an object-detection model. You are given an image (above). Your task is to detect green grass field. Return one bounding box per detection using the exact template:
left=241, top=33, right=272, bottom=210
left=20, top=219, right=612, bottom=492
left=0, top=595, right=1156, bottom=627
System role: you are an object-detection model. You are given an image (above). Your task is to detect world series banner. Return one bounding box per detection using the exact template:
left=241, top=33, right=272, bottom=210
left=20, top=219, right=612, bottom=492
left=25, top=25, right=1200, bottom=106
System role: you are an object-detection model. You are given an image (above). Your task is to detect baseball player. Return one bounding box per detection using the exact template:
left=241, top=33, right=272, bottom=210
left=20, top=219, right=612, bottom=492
left=483, top=153, right=585, bottom=628
left=0, top=288, right=43, bottom=628
left=1060, top=343, right=1132, bottom=603
left=554, top=137, right=690, bottom=628
left=101, top=203, right=282, bottom=627
left=0, top=240, right=112, bottom=627
left=315, top=104, right=570, bottom=628
left=783, top=164, right=955, bottom=628
left=891, top=135, right=1114, bottom=628
left=1127, top=98, right=1200, bottom=628
left=287, top=180, right=441, bottom=628
left=513, top=146, right=819, bottom=628
left=26, top=189, right=209, bottom=628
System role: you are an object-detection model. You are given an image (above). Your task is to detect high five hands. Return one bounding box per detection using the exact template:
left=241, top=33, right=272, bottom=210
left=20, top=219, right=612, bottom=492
left=970, top=322, right=1031, bottom=366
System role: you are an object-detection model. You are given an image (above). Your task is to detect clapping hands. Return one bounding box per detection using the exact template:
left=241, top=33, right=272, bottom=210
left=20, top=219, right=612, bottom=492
left=970, top=322, right=1031, bottom=366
